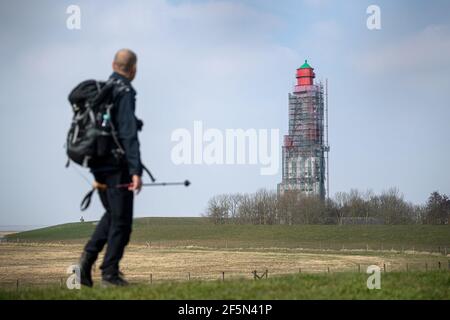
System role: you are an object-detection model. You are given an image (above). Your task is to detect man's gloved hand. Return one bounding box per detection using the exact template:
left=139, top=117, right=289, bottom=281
left=129, top=175, right=142, bottom=194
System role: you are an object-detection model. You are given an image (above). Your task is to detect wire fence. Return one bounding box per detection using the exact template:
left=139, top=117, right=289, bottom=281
left=1, top=259, right=449, bottom=291
left=1, top=238, right=449, bottom=291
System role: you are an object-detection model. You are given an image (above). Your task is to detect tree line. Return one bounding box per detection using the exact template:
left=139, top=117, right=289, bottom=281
left=204, top=188, right=450, bottom=225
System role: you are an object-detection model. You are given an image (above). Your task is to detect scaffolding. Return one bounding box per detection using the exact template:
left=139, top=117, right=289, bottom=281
left=278, top=81, right=329, bottom=199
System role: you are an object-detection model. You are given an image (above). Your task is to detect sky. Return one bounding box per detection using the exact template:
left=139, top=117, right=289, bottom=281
left=0, top=0, right=449, bottom=226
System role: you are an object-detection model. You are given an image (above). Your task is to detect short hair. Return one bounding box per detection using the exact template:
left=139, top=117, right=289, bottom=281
left=113, top=49, right=137, bottom=73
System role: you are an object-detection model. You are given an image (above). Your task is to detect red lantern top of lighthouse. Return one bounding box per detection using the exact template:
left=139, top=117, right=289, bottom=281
left=296, top=60, right=315, bottom=86
left=294, top=60, right=316, bottom=93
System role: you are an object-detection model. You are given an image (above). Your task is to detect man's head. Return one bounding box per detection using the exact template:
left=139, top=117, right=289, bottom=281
left=112, top=49, right=137, bottom=81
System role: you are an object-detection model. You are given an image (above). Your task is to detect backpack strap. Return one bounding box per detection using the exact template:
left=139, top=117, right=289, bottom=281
left=102, top=78, right=134, bottom=157
left=105, top=102, right=126, bottom=156
left=110, top=78, right=133, bottom=101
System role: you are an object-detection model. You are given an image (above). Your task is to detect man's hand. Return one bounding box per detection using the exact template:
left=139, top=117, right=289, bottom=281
left=129, top=175, right=142, bottom=194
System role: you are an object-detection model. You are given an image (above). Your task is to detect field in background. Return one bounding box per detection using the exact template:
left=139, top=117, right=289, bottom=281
left=1, top=242, right=447, bottom=288
left=6, top=217, right=450, bottom=252
left=1, top=218, right=449, bottom=299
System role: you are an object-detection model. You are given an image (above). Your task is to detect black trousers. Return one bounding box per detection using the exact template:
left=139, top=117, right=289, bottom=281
left=84, top=168, right=133, bottom=276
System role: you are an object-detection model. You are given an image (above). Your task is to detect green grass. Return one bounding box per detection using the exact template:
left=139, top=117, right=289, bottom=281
left=6, top=217, right=450, bottom=251
left=1, top=272, right=449, bottom=300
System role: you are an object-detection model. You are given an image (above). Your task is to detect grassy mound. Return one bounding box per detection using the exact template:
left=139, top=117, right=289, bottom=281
left=6, top=218, right=450, bottom=251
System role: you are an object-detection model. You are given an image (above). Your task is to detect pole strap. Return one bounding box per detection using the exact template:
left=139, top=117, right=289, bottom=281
left=80, top=188, right=95, bottom=211
left=80, top=181, right=107, bottom=211
left=142, top=163, right=156, bottom=182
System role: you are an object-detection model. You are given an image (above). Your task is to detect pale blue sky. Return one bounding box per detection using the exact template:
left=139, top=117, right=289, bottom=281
left=0, top=0, right=449, bottom=226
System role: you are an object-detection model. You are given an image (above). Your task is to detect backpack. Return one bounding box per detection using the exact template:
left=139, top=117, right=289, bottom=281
left=67, top=78, right=158, bottom=211
left=66, top=78, right=129, bottom=167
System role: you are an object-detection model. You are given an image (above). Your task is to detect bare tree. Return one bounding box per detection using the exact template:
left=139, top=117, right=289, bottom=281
left=377, top=188, right=412, bottom=224
left=334, top=191, right=349, bottom=225
left=205, top=194, right=230, bottom=224
left=205, top=187, right=431, bottom=225
left=424, top=191, right=450, bottom=224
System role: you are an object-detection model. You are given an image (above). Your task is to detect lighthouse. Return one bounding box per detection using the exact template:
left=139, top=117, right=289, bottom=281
left=278, top=60, right=329, bottom=199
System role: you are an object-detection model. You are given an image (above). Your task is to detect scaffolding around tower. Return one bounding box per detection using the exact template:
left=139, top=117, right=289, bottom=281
left=278, top=61, right=329, bottom=199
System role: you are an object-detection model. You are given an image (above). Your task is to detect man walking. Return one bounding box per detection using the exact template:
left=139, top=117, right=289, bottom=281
left=79, top=49, right=142, bottom=287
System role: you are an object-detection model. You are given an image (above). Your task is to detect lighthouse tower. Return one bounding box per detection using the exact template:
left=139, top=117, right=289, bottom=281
left=278, top=60, right=329, bottom=199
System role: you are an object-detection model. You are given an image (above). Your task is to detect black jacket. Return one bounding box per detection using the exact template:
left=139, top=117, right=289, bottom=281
left=90, top=72, right=143, bottom=176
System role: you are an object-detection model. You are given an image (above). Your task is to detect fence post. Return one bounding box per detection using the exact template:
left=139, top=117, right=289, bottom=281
left=150, top=274, right=152, bottom=284
left=265, top=269, right=268, bottom=279
left=406, top=263, right=409, bottom=272
left=252, top=270, right=257, bottom=280
left=383, top=263, right=386, bottom=273
left=358, top=264, right=361, bottom=273
left=222, top=271, right=225, bottom=281
left=188, top=272, right=191, bottom=281
left=438, top=261, right=441, bottom=270
left=327, top=267, right=330, bottom=273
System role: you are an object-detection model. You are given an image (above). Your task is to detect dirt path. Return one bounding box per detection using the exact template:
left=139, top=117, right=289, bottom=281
left=0, top=243, right=445, bottom=287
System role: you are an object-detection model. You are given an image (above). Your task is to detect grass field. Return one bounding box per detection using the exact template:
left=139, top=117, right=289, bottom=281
left=1, top=218, right=449, bottom=299
left=6, top=217, right=450, bottom=252
left=1, top=272, right=449, bottom=300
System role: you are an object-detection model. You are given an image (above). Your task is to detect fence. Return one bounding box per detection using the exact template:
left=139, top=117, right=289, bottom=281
left=2, top=260, right=449, bottom=290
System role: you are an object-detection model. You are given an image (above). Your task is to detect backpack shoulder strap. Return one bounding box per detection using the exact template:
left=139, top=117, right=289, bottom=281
left=110, top=78, right=133, bottom=101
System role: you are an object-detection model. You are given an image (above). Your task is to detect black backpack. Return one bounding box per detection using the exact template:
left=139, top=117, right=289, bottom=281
left=66, top=78, right=129, bottom=167
left=67, top=78, right=158, bottom=211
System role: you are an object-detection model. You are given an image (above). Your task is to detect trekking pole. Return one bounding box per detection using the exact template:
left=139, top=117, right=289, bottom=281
left=116, top=180, right=191, bottom=188
left=81, top=180, right=190, bottom=211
